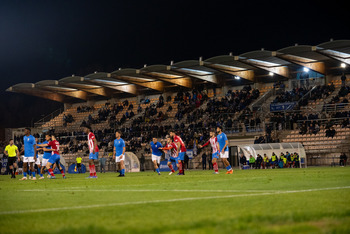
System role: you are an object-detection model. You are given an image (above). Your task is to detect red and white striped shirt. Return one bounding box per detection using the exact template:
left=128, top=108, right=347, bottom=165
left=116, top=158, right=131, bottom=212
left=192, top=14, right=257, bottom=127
left=173, top=135, right=186, bottom=152
left=163, top=142, right=178, bottom=158
left=202, top=137, right=220, bottom=154
left=88, top=132, right=99, bottom=153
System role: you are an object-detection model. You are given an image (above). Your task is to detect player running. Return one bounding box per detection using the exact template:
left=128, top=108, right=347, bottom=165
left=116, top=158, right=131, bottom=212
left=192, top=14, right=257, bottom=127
left=84, top=126, right=99, bottom=178
left=150, top=137, right=163, bottom=175
left=199, top=129, right=220, bottom=174
left=4, top=139, right=20, bottom=178
left=169, top=130, right=186, bottom=175
left=37, top=134, right=66, bottom=179
left=113, top=130, right=126, bottom=177
left=19, top=128, right=37, bottom=180
left=216, top=126, right=233, bottom=174
left=159, top=136, right=178, bottom=175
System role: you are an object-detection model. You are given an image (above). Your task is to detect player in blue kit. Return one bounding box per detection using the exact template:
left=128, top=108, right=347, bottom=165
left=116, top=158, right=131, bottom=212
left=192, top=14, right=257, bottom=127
left=216, top=126, right=233, bottom=174
left=150, top=137, right=163, bottom=175
left=113, top=130, right=126, bottom=177
left=38, top=134, right=52, bottom=179
left=19, top=128, right=37, bottom=180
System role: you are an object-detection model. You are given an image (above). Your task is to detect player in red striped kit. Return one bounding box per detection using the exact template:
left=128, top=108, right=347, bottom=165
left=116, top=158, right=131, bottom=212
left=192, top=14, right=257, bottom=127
left=84, top=126, right=99, bottom=178
left=199, top=129, right=220, bottom=174
left=37, top=134, right=66, bottom=179
left=159, top=136, right=178, bottom=175
left=169, top=130, right=186, bottom=175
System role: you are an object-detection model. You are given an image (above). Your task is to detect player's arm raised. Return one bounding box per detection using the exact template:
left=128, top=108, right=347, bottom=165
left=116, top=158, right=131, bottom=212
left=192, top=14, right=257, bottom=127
left=199, top=140, right=210, bottom=149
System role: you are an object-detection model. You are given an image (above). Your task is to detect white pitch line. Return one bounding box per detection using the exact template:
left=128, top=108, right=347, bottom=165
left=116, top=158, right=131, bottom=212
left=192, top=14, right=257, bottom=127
left=17, top=189, right=274, bottom=193
left=2, top=186, right=350, bottom=215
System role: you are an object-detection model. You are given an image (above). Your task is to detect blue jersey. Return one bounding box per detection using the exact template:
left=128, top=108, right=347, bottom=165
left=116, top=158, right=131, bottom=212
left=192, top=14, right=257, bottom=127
left=217, top=132, right=228, bottom=152
left=150, top=141, right=163, bottom=156
left=114, top=138, right=125, bottom=156
left=23, top=135, right=36, bottom=157
left=41, top=140, right=52, bottom=159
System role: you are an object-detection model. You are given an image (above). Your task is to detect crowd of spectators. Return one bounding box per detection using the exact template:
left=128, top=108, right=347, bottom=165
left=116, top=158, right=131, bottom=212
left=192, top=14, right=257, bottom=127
left=76, top=105, right=94, bottom=113
left=63, top=114, right=74, bottom=126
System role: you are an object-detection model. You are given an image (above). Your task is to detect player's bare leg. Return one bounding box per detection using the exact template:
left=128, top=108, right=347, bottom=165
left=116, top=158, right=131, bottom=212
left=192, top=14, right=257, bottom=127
left=118, top=160, right=125, bottom=177
left=19, top=162, right=28, bottom=180
left=167, top=161, right=175, bottom=175
left=177, top=160, right=184, bottom=175
left=153, top=160, right=161, bottom=175
left=29, top=162, right=36, bottom=180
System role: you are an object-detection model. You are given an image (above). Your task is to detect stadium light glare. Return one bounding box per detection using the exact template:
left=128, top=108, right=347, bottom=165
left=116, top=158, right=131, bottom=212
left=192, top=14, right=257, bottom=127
left=269, top=72, right=274, bottom=76
left=234, top=76, right=240, bottom=80
left=341, top=63, right=346, bottom=68
left=303, top=67, right=310, bottom=72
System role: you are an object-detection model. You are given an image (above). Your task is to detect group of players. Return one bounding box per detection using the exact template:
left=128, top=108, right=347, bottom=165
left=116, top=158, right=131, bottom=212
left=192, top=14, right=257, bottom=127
left=5, top=124, right=234, bottom=180
left=150, top=126, right=233, bottom=175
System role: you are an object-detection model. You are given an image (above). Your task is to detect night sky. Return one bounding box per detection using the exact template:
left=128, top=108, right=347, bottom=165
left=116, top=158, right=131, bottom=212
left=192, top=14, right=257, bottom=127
left=1, top=0, right=349, bottom=132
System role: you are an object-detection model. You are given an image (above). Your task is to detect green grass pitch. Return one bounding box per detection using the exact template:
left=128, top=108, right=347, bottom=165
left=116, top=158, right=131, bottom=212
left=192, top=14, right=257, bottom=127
left=0, top=167, right=350, bottom=234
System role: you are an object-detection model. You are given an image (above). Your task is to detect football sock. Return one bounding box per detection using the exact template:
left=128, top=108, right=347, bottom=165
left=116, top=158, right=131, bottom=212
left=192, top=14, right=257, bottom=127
left=48, top=168, right=55, bottom=176
left=92, top=165, right=96, bottom=176
left=32, top=171, right=36, bottom=177
left=89, top=165, right=93, bottom=176
left=178, top=162, right=183, bottom=174
left=226, top=165, right=232, bottom=171
left=156, top=168, right=160, bottom=174
left=121, top=169, right=125, bottom=175
left=213, top=162, right=218, bottom=172
left=23, top=172, right=27, bottom=177
left=10, top=168, right=13, bottom=176
left=168, top=164, right=175, bottom=172
left=60, top=170, right=65, bottom=177
left=14, top=168, right=16, bottom=174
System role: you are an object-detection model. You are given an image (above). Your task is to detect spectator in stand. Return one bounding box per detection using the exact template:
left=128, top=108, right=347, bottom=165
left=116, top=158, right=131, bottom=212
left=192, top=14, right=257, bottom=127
left=201, top=151, right=207, bottom=170
left=255, top=154, right=263, bottom=169
left=239, top=153, right=247, bottom=168
left=341, top=73, right=347, bottom=87
left=325, top=127, right=336, bottom=138
left=137, top=105, right=142, bottom=113
left=340, top=153, right=347, bottom=167
left=249, top=155, right=256, bottom=169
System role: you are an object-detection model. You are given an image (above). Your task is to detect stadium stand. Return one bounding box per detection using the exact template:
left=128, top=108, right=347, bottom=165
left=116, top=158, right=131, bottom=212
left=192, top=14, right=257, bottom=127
left=5, top=40, right=350, bottom=170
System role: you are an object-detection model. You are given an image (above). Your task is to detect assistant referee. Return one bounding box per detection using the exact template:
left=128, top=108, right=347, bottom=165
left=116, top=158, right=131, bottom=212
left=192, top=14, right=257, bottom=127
left=4, top=139, right=20, bottom=178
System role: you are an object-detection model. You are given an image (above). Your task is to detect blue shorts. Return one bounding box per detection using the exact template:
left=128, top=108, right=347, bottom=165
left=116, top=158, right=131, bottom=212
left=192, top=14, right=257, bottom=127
left=89, top=152, right=99, bottom=160
left=168, top=157, right=177, bottom=163
left=48, top=154, right=60, bottom=164
left=177, top=152, right=185, bottom=161
left=212, top=152, right=219, bottom=159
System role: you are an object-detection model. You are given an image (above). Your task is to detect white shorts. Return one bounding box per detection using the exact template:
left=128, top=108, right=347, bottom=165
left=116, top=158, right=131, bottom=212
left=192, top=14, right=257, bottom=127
left=42, top=158, right=49, bottom=167
left=35, top=157, right=41, bottom=165
left=220, top=151, right=229, bottom=159
left=152, top=154, right=161, bottom=164
left=23, top=156, right=35, bottom=163
left=115, top=154, right=125, bottom=163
